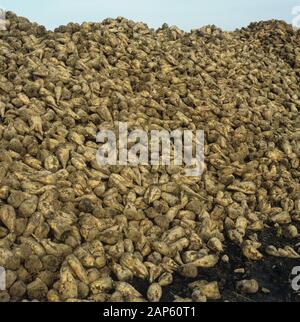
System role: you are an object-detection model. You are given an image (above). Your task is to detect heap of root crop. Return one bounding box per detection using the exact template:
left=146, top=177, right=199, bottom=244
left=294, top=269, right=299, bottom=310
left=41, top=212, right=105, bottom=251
left=0, top=12, right=300, bottom=302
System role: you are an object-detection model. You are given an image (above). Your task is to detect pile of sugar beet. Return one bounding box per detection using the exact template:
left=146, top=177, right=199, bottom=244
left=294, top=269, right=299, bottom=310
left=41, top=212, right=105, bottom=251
left=0, top=11, right=300, bottom=302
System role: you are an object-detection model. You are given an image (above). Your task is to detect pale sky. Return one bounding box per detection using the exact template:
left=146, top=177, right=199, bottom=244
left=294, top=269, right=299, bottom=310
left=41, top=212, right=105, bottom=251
left=0, top=0, right=299, bottom=31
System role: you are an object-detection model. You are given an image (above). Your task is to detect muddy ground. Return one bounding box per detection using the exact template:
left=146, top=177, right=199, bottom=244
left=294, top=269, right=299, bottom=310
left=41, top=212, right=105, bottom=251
left=132, top=226, right=300, bottom=302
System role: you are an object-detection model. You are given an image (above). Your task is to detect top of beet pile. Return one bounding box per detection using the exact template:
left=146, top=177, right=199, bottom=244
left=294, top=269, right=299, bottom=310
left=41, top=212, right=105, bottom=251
left=0, top=12, right=300, bottom=302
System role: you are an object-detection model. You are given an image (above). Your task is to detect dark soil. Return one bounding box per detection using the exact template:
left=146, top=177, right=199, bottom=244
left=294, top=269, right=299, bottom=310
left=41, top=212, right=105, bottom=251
left=132, top=226, right=300, bottom=302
